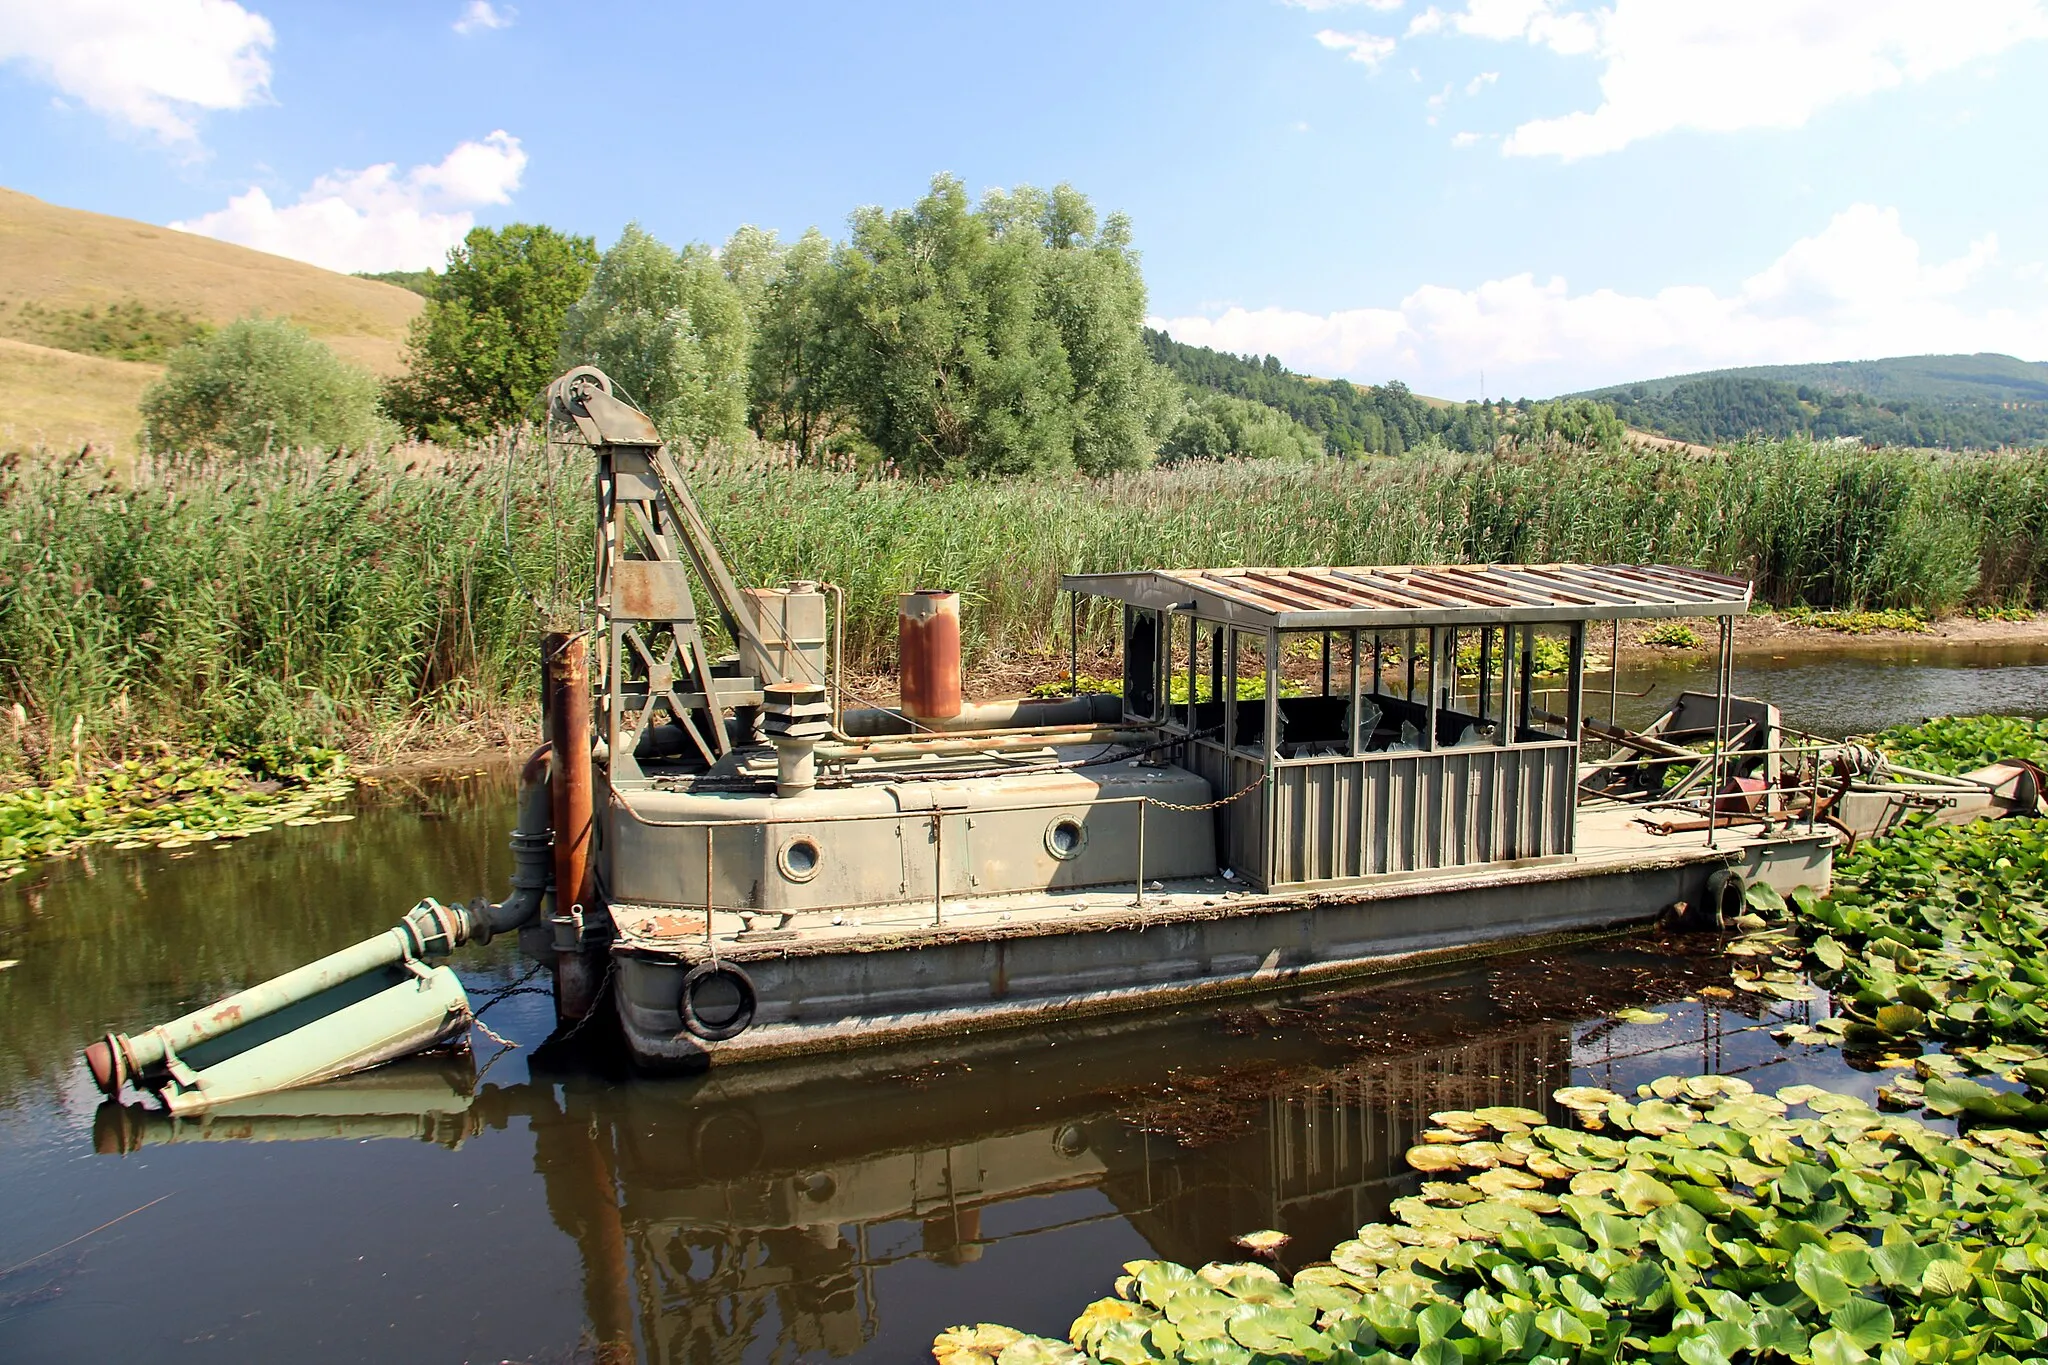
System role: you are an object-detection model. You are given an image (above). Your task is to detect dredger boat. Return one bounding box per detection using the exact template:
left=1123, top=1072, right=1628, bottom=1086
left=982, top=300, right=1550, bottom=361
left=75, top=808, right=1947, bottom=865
left=80, top=367, right=2042, bottom=1112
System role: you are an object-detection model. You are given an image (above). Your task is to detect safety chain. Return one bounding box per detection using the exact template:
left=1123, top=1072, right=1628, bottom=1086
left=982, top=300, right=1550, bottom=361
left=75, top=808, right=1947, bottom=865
left=471, top=1015, right=519, bottom=1050
left=554, top=954, right=619, bottom=1045
left=1144, top=774, right=1267, bottom=813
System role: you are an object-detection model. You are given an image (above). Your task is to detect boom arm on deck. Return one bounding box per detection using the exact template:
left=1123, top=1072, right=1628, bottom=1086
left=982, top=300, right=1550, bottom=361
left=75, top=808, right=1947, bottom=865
left=546, top=366, right=796, bottom=777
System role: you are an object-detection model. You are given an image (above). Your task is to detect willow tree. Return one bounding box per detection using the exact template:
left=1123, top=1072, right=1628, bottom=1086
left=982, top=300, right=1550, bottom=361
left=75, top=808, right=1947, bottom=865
left=558, top=224, right=752, bottom=449
left=820, top=176, right=1174, bottom=477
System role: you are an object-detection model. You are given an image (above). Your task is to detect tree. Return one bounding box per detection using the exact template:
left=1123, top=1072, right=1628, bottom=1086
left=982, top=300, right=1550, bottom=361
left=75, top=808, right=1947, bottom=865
left=140, top=317, right=390, bottom=457
left=745, top=227, right=842, bottom=458
left=1160, top=391, right=1321, bottom=463
left=558, top=224, right=752, bottom=449
left=824, top=175, right=1173, bottom=476
left=385, top=224, right=597, bottom=441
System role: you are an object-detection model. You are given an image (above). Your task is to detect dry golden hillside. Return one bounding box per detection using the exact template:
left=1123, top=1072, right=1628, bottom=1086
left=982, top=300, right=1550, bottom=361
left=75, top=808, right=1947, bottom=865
left=0, top=186, right=426, bottom=453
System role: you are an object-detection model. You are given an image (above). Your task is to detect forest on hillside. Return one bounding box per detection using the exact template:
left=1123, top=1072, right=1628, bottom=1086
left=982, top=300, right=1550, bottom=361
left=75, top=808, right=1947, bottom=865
left=1144, top=328, right=1505, bottom=456
left=1591, top=375, right=2048, bottom=449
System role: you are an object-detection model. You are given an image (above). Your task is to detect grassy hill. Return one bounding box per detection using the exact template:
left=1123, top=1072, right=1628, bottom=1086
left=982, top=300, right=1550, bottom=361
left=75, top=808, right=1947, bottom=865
left=0, top=186, right=424, bottom=453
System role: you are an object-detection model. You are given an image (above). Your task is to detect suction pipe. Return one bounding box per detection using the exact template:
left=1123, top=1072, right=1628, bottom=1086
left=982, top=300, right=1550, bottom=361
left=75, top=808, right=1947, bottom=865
left=84, top=744, right=558, bottom=1103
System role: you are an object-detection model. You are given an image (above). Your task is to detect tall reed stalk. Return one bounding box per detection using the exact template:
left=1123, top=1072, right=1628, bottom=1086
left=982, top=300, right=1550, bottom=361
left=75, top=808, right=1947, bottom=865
left=0, top=438, right=2039, bottom=768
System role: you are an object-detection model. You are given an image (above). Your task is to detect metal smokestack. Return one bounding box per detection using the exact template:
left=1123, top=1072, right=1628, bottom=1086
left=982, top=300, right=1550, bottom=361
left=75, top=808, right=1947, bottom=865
left=898, top=590, right=961, bottom=721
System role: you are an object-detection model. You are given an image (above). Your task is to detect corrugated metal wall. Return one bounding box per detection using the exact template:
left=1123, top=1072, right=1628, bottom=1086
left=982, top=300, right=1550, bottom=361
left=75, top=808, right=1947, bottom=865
left=1204, top=741, right=1575, bottom=889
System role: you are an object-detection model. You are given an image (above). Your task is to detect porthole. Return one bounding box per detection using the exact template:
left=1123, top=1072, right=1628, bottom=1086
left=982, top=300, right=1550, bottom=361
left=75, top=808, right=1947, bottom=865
left=778, top=836, right=821, bottom=882
left=1045, top=816, right=1087, bottom=861
left=680, top=962, right=757, bottom=1041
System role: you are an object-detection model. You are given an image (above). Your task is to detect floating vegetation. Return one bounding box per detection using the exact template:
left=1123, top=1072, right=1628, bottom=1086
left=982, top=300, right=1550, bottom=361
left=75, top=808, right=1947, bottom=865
left=1740, top=717, right=2048, bottom=1114
left=0, top=748, right=350, bottom=878
left=1864, top=714, right=2048, bottom=777
left=1778, top=608, right=1930, bottom=636
left=1639, top=623, right=1701, bottom=649
left=934, top=716, right=2048, bottom=1364
left=937, top=1080, right=2048, bottom=1365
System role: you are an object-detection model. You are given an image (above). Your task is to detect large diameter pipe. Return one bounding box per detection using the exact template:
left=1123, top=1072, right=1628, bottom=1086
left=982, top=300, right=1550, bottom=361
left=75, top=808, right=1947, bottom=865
left=545, top=632, right=601, bottom=1023
left=898, top=590, right=962, bottom=721
left=83, top=899, right=474, bottom=1099
left=159, top=965, right=473, bottom=1116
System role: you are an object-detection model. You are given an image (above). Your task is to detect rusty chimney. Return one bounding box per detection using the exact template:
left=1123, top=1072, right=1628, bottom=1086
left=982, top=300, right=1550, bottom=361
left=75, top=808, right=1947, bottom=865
left=898, top=590, right=961, bottom=721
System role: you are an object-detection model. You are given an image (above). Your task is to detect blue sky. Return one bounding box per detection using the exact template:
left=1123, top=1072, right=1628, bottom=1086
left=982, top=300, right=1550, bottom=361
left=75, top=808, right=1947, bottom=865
left=3, top=0, right=2046, bottom=397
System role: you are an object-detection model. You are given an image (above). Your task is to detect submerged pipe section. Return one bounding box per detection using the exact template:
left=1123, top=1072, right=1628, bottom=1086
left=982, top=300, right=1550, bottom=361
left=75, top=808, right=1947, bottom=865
left=83, top=744, right=559, bottom=1109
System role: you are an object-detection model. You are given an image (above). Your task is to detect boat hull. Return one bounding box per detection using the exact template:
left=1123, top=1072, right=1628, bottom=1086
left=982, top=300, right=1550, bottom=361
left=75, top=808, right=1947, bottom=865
left=609, top=828, right=1831, bottom=1070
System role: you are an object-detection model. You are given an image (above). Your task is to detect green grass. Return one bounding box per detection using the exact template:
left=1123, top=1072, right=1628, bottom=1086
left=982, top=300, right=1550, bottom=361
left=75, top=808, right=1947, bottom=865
left=1, top=437, right=2043, bottom=769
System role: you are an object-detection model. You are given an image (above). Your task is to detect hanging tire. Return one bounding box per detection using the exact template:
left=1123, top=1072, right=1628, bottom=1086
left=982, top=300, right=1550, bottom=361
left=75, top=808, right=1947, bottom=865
left=679, top=962, right=757, bottom=1041
left=1704, top=866, right=1748, bottom=929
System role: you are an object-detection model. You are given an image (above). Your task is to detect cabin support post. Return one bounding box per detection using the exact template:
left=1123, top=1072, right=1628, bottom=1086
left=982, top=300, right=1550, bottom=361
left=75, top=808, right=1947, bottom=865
left=1608, top=618, right=1621, bottom=730
left=1517, top=626, right=1535, bottom=740
left=1566, top=622, right=1586, bottom=741
left=1068, top=593, right=1079, bottom=696
left=1347, top=628, right=1362, bottom=756
left=1710, top=615, right=1734, bottom=849
left=1263, top=626, right=1281, bottom=888
left=1423, top=628, right=1440, bottom=750
left=1224, top=631, right=1239, bottom=749
left=1477, top=627, right=1492, bottom=722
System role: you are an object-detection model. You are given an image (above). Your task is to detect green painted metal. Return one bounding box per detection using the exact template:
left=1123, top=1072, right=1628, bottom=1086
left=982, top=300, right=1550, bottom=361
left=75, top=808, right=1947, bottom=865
left=157, top=962, right=473, bottom=1115
left=88, top=899, right=474, bottom=1096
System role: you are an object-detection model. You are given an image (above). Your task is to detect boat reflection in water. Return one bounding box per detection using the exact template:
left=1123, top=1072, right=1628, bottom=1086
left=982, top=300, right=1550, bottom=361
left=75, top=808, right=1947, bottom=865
left=94, top=937, right=1763, bottom=1363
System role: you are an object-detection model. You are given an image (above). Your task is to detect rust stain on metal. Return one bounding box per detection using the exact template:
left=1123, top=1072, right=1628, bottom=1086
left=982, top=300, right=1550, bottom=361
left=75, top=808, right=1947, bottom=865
left=611, top=560, right=694, bottom=623
left=642, top=913, right=709, bottom=939
left=898, top=590, right=962, bottom=720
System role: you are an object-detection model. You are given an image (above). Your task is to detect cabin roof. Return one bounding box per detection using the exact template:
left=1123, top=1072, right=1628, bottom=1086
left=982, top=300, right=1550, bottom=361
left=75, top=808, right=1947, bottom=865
left=1060, top=563, right=1753, bottom=630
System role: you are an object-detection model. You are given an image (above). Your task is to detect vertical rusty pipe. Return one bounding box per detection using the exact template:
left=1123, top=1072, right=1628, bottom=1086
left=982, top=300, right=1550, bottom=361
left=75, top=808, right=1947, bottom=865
left=899, top=590, right=962, bottom=720
left=545, top=632, right=600, bottom=1023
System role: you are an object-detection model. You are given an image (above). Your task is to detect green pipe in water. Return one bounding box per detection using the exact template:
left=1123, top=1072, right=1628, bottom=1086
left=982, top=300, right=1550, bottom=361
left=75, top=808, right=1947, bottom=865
left=83, top=900, right=483, bottom=1108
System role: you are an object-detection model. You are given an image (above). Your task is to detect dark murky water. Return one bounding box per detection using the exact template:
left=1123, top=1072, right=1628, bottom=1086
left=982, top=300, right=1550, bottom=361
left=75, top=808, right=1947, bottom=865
left=0, top=651, right=2040, bottom=1363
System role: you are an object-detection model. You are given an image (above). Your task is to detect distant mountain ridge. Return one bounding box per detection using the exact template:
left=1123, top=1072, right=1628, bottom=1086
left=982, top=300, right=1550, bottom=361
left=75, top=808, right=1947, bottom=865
left=1573, top=352, right=2048, bottom=449
left=1577, top=353, right=2048, bottom=406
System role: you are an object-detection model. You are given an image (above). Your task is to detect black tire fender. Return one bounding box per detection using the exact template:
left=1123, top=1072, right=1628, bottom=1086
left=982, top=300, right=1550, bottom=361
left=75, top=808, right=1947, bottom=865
left=1705, top=866, right=1748, bottom=928
left=678, top=962, right=757, bottom=1041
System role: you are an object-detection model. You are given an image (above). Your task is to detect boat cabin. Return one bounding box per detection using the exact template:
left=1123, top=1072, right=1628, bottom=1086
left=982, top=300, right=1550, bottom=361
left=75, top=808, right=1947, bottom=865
left=1061, top=564, right=1752, bottom=892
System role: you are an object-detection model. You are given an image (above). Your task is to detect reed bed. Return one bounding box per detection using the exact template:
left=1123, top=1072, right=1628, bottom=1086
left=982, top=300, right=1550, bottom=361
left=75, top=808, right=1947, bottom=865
left=0, top=438, right=2041, bottom=766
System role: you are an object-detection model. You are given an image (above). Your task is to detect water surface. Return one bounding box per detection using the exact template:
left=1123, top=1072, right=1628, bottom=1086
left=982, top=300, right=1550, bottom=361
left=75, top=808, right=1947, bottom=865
left=0, top=650, right=2037, bottom=1362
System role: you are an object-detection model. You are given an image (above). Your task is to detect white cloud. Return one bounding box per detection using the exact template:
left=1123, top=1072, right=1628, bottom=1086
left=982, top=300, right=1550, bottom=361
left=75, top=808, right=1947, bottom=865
left=1407, top=0, right=2048, bottom=160
left=1464, top=70, right=1499, bottom=94
left=0, top=0, right=273, bottom=145
left=1316, top=28, right=1398, bottom=67
left=452, top=1, right=514, bottom=34
left=1150, top=205, right=2043, bottom=396
left=1450, top=130, right=1484, bottom=146
left=1441, top=0, right=1597, bottom=52
left=170, top=130, right=527, bottom=273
